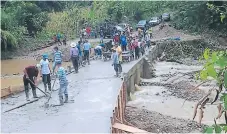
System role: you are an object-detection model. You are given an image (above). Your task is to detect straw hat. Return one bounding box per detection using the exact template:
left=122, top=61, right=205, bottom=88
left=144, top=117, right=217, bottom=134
left=70, top=43, right=76, bottom=47
left=36, top=64, right=41, bottom=68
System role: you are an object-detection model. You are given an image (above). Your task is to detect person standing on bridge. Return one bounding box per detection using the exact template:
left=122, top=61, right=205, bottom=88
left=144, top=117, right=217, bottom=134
left=120, top=32, right=127, bottom=51
left=70, top=43, right=79, bottom=73
left=83, top=40, right=91, bottom=65
left=77, top=41, right=84, bottom=67
left=56, top=62, right=68, bottom=105
left=52, top=46, right=63, bottom=74
left=23, top=64, right=39, bottom=101
left=111, top=48, right=119, bottom=77
left=114, top=43, right=122, bottom=73
left=40, top=53, right=51, bottom=93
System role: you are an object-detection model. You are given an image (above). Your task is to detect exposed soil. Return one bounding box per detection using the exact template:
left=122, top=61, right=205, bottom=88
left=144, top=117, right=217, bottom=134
left=125, top=106, right=206, bottom=133
left=140, top=80, right=207, bottom=101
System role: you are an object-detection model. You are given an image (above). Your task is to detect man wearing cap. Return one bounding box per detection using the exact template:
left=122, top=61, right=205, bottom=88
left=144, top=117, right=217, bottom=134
left=40, top=54, right=51, bottom=92
left=23, top=64, right=39, bottom=101
left=70, top=43, right=79, bottom=73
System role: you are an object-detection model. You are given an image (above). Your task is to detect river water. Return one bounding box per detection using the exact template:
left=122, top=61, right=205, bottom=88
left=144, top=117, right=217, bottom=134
left=1, top=59, right=71, bottom=89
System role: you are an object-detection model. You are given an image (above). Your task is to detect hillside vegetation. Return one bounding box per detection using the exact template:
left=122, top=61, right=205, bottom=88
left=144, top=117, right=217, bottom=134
left=1, top=1, right=226, bottom=54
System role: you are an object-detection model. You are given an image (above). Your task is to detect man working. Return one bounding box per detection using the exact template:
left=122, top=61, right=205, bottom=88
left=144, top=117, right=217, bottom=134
left=23, top=64, right=39, bottom=101
left=70, top=43, right=79, bottom=73
left=83, top=40, right=91, bottom=65
left=53, top=46, right=63, bottom=74
left=94, top=45, right=103, bottom=58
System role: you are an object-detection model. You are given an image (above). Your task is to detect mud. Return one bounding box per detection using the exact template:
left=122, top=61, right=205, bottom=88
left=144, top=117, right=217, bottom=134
left=125, top=106, right=206, bottom=133
left=127, top=60, right=225, bottom=131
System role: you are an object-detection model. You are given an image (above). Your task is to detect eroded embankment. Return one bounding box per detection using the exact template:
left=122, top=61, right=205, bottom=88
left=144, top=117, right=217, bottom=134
left=125, top=38, right=225, bottom=133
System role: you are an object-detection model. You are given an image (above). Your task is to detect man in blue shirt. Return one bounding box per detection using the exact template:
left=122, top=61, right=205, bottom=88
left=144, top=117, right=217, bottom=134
left=57, top=33, right=62, bottom=45
left=53, top=46, right=62, bottom=74
left=77, top=41, right=85, bottom=67
left=83, top=40, right=91, bottom=65
left=56, top=62, right=68, bottom=105
left=120, top=32, right=127, bottom=51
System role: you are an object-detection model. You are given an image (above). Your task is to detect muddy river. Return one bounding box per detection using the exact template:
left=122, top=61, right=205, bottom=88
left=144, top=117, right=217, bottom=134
left=1, top=59, right=72, bottom=89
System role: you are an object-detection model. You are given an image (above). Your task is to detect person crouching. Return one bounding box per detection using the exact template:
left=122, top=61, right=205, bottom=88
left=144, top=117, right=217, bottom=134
left=56, top=62, right=68, bottom=105
left=111, top=49, right=119, bottom=77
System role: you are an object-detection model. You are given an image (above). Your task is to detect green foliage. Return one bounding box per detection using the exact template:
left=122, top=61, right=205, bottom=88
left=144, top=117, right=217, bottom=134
left=199, top=49, right=227, bottom=133
left=1, top=1, right=227, bottom=53
left=204, top=124, right=227, bottom=133
left=1, top=29, right=18, bottom=51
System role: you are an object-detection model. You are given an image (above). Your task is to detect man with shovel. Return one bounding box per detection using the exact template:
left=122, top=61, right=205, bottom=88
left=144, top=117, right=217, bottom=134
left=23, top=64, right=40, bottom=101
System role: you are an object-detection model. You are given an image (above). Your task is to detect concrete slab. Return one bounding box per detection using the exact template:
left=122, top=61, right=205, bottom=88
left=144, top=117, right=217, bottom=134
left=1, top=57, right=139, bottom=133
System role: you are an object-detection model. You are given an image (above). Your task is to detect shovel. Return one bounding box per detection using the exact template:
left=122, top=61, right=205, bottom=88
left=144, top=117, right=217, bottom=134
left=44, top=76, right=57, bottom=108
left=27, top=78, right=50, bottom=97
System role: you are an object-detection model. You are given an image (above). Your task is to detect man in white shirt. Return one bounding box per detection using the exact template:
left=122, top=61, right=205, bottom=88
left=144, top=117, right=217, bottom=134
left=94, top=45, right=102, bottom=58
left=40, top=54, right=51, bottom=92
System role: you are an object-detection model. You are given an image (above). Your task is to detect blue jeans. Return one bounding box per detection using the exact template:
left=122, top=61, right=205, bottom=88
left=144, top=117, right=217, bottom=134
left=53, top=61, right=62, bottom=72
left=58, top=81, right=68, bottom=97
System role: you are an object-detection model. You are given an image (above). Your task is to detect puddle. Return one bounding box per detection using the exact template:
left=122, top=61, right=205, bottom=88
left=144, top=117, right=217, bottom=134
left=1, top=59, right=72, bottom=89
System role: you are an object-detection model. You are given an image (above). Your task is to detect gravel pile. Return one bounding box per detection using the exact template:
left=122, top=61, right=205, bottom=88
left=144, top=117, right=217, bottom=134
left=125, top=106, right=206, bottom=133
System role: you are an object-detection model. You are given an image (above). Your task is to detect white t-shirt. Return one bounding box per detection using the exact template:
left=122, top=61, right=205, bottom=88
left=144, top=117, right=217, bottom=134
left=138, top=42, right=141, bottom=48
left=95, top=45, right=102, bottom=49
left=40, top=59, right=50, bottom=74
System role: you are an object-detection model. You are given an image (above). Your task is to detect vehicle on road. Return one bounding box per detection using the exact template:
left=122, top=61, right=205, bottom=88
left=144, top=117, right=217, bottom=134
left=162, top=13, right=170, bottom=21
left=98, top=20, right=116, bottom=39
left=136, top=20, right=149, bottom=30
left=114, top=25, right=124, bottom=32
left=118, top=23, right=128, bottom=30
left=149, top=17, right=161, bottom=27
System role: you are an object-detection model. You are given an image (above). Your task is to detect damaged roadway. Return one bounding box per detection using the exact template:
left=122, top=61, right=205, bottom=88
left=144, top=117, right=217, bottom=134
left=1, top=59, right=139, bottom=133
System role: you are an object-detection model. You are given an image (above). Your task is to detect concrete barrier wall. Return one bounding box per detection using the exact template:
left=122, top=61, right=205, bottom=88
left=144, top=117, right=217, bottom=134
left=111, top=42, right=167, bottom=133
left=124, top=42, right=167, bottom=100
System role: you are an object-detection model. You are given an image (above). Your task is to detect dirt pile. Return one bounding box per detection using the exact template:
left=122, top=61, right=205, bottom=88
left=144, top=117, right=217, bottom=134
left=140, top=80, right=207, bottom=101
left=125, top=106, right=206, bottom=133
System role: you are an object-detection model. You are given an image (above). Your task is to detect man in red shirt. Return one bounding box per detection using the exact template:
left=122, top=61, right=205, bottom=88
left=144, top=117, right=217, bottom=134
left=23, top=64, right=39, bottom=101
left=86, top=26, right=91, bottom=38
left=132, top=38, right=140, bottom=59
left=113, top=33, right=120, bottom=43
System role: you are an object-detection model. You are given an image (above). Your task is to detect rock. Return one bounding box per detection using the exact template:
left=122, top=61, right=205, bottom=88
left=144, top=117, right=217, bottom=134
left=155, top=93, right=160, bottom=96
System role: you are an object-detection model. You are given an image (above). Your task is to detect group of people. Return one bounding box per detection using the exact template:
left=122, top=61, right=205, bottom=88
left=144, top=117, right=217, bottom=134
left=53, top=33, right=67, bottom=46
left=22, top=25, right=153, bottom=105
left=23, top=39, right=93, bottom=105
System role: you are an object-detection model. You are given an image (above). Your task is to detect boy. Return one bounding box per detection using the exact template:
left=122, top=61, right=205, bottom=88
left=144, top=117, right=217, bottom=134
left=111, top=49, right=119, bottom=77
left=56, top=62, right=68, bottom=105
left=53, top=46, right=62, bottom=74
left=40, top=53, right=51, bottom=92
